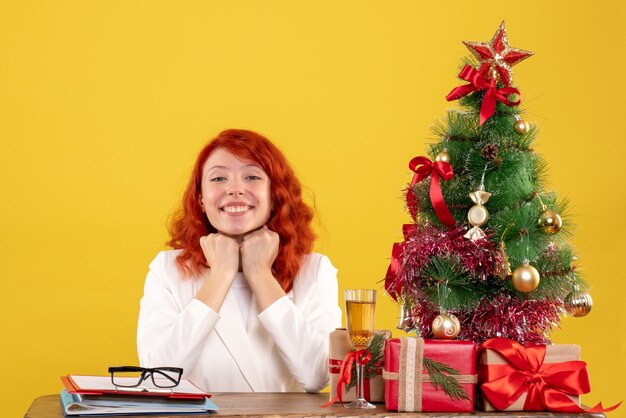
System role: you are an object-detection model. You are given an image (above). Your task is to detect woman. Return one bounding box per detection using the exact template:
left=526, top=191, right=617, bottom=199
left=137, top=129, right=341, bottom=393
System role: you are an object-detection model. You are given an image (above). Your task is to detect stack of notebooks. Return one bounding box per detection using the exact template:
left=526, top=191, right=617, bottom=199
left=60, top=374, right=219, bottom=416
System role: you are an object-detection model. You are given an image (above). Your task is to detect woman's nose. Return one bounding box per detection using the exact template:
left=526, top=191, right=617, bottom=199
left=226, top=179, right=245, bottom=195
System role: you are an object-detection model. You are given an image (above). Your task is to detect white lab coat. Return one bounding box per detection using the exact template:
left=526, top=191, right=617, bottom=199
left=137, top=250, right=342, bottom=393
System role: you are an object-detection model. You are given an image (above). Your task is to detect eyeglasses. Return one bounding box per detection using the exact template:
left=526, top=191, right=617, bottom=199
left=108, top=366, right=183, bottom=388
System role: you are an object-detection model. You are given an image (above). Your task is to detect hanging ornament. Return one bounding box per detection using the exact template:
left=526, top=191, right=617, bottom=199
left=432, top=312, right=461, bottom=339
left=462, top=21, right=534, bottom=86
left=514, top=115, right=530, bottom=135
left=535, top=194, right=563, bottom=234
left=465, top=169, right=491, bottom=241
left=436, top=149, right=451, bottom=164
left=538, top=208, right=563, bottom=234
left=396, top=300, right=415, bottom=333
left=564, top=286, right=593, bottom=317
left=511, top=261, right=540, bottom=293
left=497, top=241, right=512, bottom=279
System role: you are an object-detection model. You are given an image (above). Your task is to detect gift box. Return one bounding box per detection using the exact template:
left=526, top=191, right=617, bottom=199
left=328, top=328, right=390, bottom=403
left=383, top=337, right=477, bottom=412
left=478, top=337, right=585, bottom=412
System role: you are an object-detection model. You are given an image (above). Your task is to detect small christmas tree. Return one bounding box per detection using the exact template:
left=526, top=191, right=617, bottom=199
left=385, top=21, right=592, bottom=345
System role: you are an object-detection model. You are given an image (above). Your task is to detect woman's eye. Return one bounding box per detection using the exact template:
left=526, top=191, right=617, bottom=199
left=246, top=175, right=262, bottom=181
left=210, top=176, right=226, bottom=182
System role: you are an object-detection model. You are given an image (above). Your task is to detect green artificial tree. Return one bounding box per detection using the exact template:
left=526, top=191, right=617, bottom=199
left=385, top=21, right=592, bottom=344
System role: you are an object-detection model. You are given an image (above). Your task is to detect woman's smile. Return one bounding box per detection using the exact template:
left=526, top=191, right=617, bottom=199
left=221, top=204, right=254, bottom=214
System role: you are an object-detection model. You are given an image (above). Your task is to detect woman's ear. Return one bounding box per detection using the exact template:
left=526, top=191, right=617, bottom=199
left=198, top=195, right=205, bottom=213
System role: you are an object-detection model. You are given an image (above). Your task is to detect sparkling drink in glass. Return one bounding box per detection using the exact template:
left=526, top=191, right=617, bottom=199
left=344, top=289, right=376, bottom=409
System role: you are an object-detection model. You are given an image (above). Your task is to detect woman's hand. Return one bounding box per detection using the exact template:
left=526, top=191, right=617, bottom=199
left=240, top=226, right=279, bottom=279
left=195, top=233, right=241, bottom=311
left=200, top=233, right=241, bottom=279
left=241, top=226, right=284, bottom=310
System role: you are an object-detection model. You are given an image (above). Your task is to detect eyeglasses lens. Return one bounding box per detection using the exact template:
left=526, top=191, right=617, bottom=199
left=111, top=369, right=146, bottom=387
left=151, top=369, right=181, bottom=388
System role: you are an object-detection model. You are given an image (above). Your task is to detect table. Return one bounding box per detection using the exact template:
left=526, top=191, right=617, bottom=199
left=25, top=393, right=606, bottom=418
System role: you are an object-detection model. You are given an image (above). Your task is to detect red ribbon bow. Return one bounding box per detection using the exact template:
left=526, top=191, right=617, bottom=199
left=323, top=349, right=371, bottom=407
left=479, top=338, right=621, bottom=413
left=446, top=65, right=521, bottom=125
left=384, top=224, right=416, bottom=300
left=407, top=156, right=456, bottom=229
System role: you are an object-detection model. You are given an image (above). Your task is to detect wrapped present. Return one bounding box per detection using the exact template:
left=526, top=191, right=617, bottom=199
left=478, top=337, right=621, bottom=413
left=383, top=337, right=477, bottom=412
left=328, top=328, right=390, bottom=404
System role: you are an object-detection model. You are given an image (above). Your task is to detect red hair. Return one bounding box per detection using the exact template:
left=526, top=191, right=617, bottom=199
left=167, top=129, right=316, bottom=292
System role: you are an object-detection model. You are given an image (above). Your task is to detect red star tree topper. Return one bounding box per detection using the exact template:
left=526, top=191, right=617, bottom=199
left=463, top=21, right=533, bottom=86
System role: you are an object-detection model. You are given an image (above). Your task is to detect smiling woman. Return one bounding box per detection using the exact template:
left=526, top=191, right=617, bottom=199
left=136, top=129, right=342, bottom=393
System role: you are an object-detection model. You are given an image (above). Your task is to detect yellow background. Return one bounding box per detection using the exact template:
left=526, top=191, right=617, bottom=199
left=1, top=1, right=624, bottom=416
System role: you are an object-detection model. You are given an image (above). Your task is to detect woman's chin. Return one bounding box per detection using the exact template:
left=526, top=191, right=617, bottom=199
left=217, top=230, right=244, bottom=240
left=216, top=228, right=253, bottom=242
left=217, top=223, right=264, bottom=238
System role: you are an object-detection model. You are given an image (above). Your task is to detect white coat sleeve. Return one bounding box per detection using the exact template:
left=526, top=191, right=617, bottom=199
left=137, top=252, right=218, bottom=375
left=257, top=255, right=342, bottom=392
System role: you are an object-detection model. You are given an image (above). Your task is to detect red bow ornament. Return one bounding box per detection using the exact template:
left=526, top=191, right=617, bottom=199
left=384, top=224, right=417, bottom=300
left=407, top=156, right=456, bottom=228
left=478, top=338, right=621, bottom=413
left=446, top=65, right=521, bottom=125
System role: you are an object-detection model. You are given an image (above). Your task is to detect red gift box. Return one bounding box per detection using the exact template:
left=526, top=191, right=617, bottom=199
left=478, top=338, right=581, bottom=411
left=478, top=337, right=621, bottom=413
left=383, top=337, right=477, bottom=412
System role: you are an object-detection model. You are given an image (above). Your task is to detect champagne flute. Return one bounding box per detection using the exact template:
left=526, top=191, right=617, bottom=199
left=344, top=289, right=376, bottom=409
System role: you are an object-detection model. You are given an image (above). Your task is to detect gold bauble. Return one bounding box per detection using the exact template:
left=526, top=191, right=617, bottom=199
left=511, top=263, right=540, bottom=293
left=431, top=312, right=460, bottom=339
left=514, top=119, right=530, bottom=135
left=538, top=209, right=563, bottom=234
left=564, top=289, right=593, bottom=317
left=436, top=150, right=451, bottom=163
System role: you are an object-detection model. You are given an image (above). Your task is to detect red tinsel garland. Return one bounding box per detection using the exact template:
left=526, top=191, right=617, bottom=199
left=385, top=223, right=563, bottom=344
left=386, top=224, right=502, bottom=291
left=409, top=292, right=562, bottom=345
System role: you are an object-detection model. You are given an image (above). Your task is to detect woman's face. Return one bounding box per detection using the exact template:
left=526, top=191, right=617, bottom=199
left=200, top=148, right=271, bottom=239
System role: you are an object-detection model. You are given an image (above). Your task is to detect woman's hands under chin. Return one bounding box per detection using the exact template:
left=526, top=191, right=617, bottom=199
left=241, top=226, right=284, bottom=310
left=195, top=233, right=241, bottom=311
left=196, top=225, right=284, bottom=312
left=240, top=225, right=279, bottom=279
left=200, top=233, right=241, bottom=279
